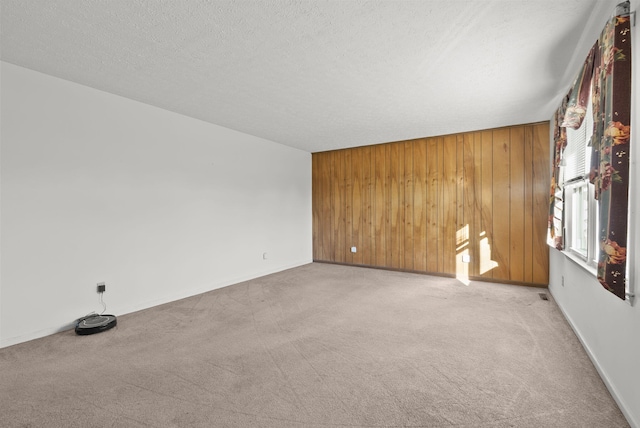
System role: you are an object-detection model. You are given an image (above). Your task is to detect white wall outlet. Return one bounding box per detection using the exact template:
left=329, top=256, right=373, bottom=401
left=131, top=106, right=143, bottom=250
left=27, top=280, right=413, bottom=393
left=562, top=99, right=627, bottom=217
left=461, top=254, right=471, bottom=263
left=263, top=252, right=268, bottom=260
left=350, top=246, right=357, bottom=253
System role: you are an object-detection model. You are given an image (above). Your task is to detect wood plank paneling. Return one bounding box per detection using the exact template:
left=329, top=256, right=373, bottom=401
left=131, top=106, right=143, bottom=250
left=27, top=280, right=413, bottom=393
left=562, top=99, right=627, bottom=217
left=404, top=141, right=414, bottom=270
left=509, top=126, right=525, bottom=282
left=456, top=135, right=466, bottom=280
left=532, top=123, right=550, bottom=284
left=435, top=138, right=444, bottom=272
left=471, top=132, right=483, bottom=278
left=492, top=128, right=511, bottom=281
left=312, top=122, right=550, bottom=286
left=344, top=150, right=353, bottom=264
left=426, top=138, right=440, bottom=273
left=361, top=146, right=373, bottom=266
left=352, top=148, right=363, bottom=265
left=413, top=139, right=427, bottom=271
left=312, top=152, right=320, bottom=260
left=390, top=143, right=404, bottom=269
left=374, top=145, right=387, bottom=267
left=462, top=133, right=476, bottom=278
left=330, top=151, right=340, bottom=262
left=480, top=130, right=494, bottom=279
left=319, top=152, right=332, bottom=261
left=523, top=127, right=535, bottom=283
left=384, top=144, right=392, bottom=268
left=442, top=135, right=457, bottom=274
left=335, top=151, right=348, bottom=264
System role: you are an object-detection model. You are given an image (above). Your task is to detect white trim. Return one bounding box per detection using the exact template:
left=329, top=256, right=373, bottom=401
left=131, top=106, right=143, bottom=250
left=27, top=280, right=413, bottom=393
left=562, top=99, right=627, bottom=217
left=563, top=180, right=598, bottom=271
left=0, top=260, right=312, bottom=349
left=562, top=249, right=597, bottom=276
left=548, top=286, right=639, bottom=428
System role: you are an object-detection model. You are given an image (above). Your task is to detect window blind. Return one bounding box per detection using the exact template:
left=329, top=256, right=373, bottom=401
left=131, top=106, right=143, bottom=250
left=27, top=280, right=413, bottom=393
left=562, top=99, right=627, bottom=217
left=563, top=91, right=593, bottom=183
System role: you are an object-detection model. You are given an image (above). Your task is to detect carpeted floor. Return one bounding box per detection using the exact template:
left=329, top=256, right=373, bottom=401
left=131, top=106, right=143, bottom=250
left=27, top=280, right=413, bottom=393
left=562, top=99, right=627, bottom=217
left=0, top=263, right=629, bottom=427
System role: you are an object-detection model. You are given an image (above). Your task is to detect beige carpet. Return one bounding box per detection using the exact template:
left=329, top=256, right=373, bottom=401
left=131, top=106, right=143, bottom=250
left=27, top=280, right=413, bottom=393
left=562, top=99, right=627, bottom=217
left=0, top=263, right=628, bottom=427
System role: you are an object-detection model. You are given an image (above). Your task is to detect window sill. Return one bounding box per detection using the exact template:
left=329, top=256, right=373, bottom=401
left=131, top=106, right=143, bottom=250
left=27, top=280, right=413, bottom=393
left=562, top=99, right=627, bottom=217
left=562, top=249, right=597, bottom=276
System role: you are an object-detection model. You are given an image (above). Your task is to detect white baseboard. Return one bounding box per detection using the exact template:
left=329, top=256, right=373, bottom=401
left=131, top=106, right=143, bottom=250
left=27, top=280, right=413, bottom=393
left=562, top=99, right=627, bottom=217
left=0, top=324, right=77, bottom=349
left=0, top=259, right=312, bottom=349
left=112, top=259, right=312, bottom=321
left=548, top=286, right=638, bottom=428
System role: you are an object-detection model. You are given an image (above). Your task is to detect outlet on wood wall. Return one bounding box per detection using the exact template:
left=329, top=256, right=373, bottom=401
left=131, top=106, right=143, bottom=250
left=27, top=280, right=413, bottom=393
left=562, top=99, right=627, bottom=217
left=312, top=122, right=550, bottom=286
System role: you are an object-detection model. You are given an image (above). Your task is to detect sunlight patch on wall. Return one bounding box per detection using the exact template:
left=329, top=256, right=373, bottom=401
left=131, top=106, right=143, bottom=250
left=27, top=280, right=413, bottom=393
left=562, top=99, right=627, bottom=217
left=456, top=225, right=470, bottom=285
left=479, top=231, right=498, bottom=275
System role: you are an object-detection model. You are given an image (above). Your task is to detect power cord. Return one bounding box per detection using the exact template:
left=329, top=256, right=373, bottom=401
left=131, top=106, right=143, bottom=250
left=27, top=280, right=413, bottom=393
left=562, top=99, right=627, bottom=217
left=99, top=291, right=107, bottom=315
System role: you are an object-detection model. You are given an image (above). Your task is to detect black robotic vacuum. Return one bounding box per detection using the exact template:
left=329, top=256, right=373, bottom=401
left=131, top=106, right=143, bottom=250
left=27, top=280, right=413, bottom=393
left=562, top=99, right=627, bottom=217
left=75, top=314, right=117, bottom=335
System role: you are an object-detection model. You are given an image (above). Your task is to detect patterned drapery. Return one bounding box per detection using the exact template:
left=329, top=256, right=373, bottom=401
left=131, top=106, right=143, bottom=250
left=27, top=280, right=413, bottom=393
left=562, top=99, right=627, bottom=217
left=548, top=94, right=568, bottom=250
left=562, top=45, right=597, bottom=130
left=589, top=3, right=632, bottom=299
left=548, top=46, right=596, bottom=251
left=548, top=1, right=632, bottom=300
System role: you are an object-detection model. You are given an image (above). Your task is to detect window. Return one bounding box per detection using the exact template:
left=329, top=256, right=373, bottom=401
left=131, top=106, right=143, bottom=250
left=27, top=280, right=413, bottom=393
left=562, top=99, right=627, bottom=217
left=561, top=90, right=598, bottom=270
left=564, top=180, right=598, bottom=268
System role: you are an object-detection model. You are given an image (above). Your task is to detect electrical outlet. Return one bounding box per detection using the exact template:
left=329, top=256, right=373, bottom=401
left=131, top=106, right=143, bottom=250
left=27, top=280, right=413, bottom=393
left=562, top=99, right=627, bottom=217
left=561, top=276, right=565, bottom=286
left=263, top=252, right=268, bottom=260
left=350, top=246, right=357, bottom=253
left=461, top=254, right=471, bottom=263
left=97, top=282, right=106, bottom=293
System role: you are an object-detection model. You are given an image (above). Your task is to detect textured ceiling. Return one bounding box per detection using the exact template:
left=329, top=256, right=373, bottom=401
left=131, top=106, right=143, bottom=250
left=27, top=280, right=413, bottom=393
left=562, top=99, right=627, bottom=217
left=1, top=0, right=609, bottom=152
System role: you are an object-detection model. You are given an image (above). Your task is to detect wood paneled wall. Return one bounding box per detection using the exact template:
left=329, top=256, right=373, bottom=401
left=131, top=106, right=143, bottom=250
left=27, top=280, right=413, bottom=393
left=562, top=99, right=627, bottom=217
left=312, top=122, right=550, bottom=286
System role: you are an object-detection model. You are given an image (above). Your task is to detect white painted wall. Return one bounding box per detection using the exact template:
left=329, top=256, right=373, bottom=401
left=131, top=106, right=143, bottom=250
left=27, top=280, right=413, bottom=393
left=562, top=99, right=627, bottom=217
left=548, top=1, right=640, bottom=426
left=0, top=62, right=312, bottom=348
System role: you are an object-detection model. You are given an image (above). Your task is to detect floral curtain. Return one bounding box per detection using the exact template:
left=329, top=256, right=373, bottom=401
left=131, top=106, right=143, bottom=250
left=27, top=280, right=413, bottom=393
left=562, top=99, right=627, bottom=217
left=548, top=46, right=596, bottom=251
left=548, top=1, right=632, bottom=300
left=548, top=94, right=568, bottom=250
left=589, top=2, right=632, bottom=300
left=563, top=45, right=597, bottom=130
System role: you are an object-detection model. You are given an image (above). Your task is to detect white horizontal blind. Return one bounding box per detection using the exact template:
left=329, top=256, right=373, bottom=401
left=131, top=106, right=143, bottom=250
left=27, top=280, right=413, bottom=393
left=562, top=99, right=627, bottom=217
left=563, top=91, right=593, bottom=183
